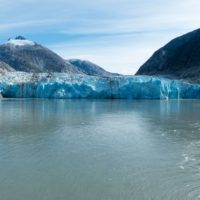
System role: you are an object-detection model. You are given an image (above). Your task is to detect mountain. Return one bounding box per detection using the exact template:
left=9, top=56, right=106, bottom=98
left=136, top=29, right=200, bottom=83
left=68, top=59, right=119, bottom=77
left=0, top=61, right=15, bottom=74
left=0, top=36, right=82, bottom=74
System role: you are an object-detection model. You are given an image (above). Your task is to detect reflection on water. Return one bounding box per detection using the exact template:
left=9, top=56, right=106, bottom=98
left=1, top=99, right=200, bottom=200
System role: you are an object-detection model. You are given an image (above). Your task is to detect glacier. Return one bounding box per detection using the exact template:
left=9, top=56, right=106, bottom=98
left=0, top=72, right=200, bottom=99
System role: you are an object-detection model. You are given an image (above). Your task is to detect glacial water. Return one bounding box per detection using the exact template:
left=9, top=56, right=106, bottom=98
left=0, top=99, right=200, bottom=200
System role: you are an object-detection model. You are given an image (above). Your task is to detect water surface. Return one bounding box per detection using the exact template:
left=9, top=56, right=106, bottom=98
left=1, top=99, right=200, bottom=200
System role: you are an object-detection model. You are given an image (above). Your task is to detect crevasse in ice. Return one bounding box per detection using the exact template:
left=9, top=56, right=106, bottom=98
left=0, top=72, right=200, bottom=99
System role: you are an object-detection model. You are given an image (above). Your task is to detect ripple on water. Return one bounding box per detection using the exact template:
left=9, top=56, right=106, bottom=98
left=178, top=140, right=200, bottom=199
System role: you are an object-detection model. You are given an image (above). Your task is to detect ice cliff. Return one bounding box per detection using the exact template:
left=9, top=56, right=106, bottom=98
left=0, top=72, right=200, bottom=99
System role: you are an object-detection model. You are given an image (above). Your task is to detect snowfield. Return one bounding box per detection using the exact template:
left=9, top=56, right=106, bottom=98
left=0, top=72, right=200, bottom=99
left=5, top=39, right=35, bottom=46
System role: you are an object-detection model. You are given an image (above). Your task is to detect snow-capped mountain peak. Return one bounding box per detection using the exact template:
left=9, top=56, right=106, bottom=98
left=0, top=36, right=82, bottom=73
left=0, top=36, right=116, bottom=76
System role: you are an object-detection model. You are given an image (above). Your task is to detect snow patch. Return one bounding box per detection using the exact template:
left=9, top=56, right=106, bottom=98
left=6, top=39, right=35, bottom=46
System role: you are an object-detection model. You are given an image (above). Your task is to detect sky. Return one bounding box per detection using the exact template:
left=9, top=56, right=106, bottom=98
left=0, top=0, right=200, bottom=74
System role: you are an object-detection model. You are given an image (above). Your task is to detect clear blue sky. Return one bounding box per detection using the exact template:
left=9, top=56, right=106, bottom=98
left=0, top=0, right=199, bottom=74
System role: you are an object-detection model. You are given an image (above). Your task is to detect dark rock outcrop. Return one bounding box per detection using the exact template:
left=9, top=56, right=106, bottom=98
left=14, top=36, right=26, bottom=40
left=136, top=29, right=200, bottom=83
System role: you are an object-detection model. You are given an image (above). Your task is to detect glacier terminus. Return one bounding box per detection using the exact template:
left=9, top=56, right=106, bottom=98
left=0, top=72, right=200, bottom=99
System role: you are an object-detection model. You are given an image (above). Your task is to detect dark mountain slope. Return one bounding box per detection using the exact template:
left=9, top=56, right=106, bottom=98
left=68, top=59, right=119, bottom=77
left=136, top=29, right=200, bottom=82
